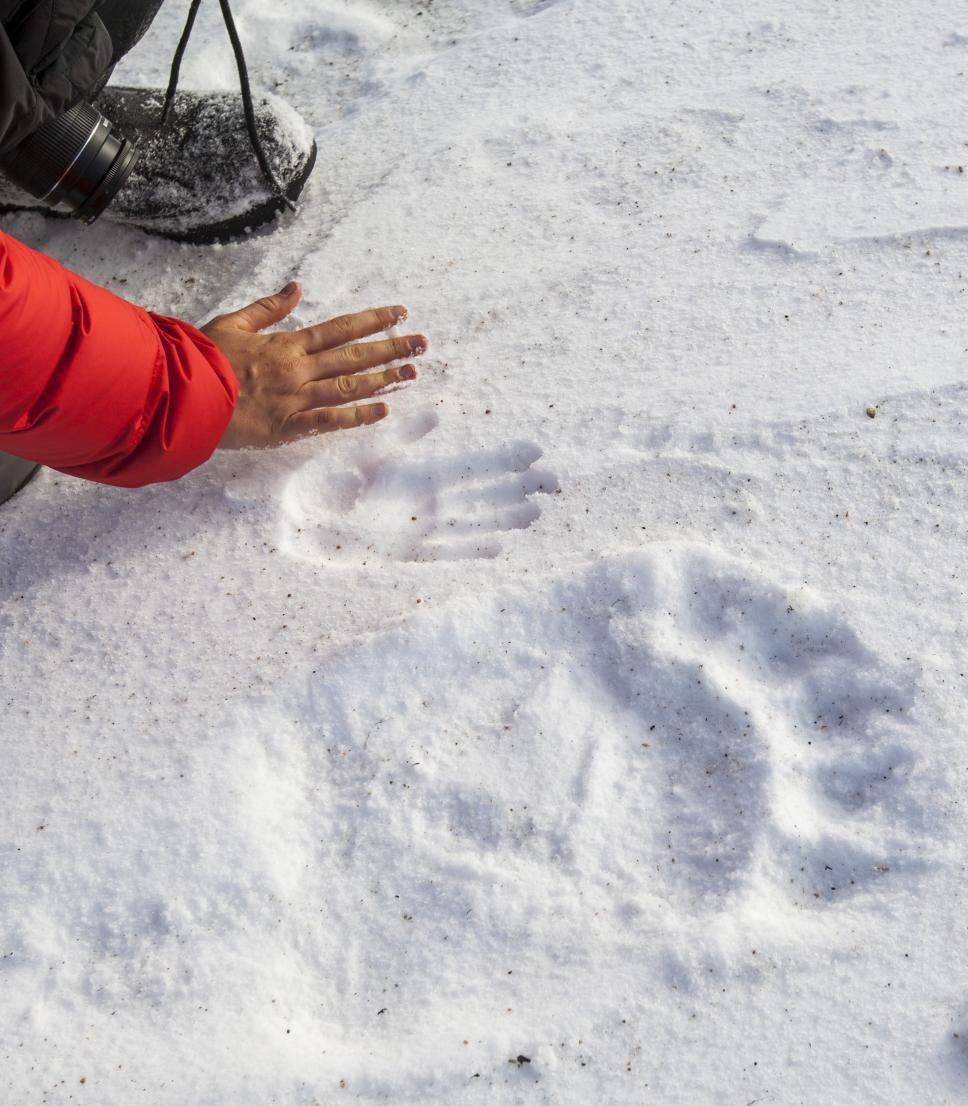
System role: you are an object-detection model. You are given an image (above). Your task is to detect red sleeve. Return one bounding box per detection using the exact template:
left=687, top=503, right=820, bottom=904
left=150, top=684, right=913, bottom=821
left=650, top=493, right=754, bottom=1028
left=0, top=230, right=238, bottom=487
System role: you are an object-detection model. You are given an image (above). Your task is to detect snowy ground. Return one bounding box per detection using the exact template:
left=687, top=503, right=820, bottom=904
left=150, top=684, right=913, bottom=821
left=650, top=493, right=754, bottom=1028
left=3, top=0, right=968, bottom=1102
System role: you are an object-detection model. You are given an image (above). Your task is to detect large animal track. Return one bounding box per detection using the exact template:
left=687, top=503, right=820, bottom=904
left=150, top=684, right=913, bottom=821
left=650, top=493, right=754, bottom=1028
left=291, top=545, right=918, bottom=918
left=280, top=412, right=559, bottom=564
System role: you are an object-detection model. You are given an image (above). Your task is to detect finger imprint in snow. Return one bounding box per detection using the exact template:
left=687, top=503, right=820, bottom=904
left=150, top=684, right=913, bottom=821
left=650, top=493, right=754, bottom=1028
left=508, top=0, right=567, bottom=17
left=285, top=545, right=920, bottom=932
left=279, top=411, right=560, bottom=563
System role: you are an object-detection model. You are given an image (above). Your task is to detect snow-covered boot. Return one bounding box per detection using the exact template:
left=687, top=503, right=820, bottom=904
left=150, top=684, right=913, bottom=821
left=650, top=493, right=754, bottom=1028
left=0, top=0, right=317, bottom=243
left=0, top=86, right=317, bottom=243
left=103, top=86, right=315, bottom=243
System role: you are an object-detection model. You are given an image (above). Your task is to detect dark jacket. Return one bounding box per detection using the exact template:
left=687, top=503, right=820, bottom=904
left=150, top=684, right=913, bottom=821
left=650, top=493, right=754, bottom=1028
left=0, top=1, right=112, bottom=156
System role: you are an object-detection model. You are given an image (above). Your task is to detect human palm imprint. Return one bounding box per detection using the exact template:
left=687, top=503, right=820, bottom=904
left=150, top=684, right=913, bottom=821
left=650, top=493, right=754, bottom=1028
left=280, top=412, right=560, bottom=563
left=283, top=545, right=919, bottom=927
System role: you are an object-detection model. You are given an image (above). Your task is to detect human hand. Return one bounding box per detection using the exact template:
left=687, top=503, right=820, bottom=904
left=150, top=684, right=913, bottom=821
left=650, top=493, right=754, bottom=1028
left=205, top=282, right=427, bottom=450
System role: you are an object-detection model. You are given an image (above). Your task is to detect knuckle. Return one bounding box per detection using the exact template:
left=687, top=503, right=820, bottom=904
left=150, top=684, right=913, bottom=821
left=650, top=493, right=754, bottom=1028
left=331, top=314, right=355, bottom=337
left=271, top=333, right=296, bottom=355
left=256, top=296, right=278, bottom=314
left=336, top=374, right=358, bottom=397
left=315, top=409, right=336, bottom=431
left=342, top=343, right=367, bottom=365
left=268, top=335, right=298, bottom=363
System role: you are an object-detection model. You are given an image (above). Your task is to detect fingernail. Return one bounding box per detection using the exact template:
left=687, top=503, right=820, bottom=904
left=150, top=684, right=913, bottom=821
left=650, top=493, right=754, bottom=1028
left=373, top=403, right=389, bottom=419
left=399, top=365, right=417, bottom=381
left=281, top=281, right=298, bottom=296
left=391, top=306, right=409, bottom=323
left=409, top=336, right=428, bottom=354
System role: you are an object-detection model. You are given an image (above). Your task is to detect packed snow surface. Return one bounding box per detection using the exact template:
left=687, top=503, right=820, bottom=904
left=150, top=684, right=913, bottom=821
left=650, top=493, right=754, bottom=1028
left=2, top=0, right=968, bottom=1102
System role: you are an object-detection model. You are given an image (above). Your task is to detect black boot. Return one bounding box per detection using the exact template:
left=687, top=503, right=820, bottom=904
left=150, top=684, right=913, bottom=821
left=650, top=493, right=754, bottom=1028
left=100, top=86, right=315, bottom=244
left=0, top=0, right=317, bottom=243
left=0, top=87, right=317, bottom=243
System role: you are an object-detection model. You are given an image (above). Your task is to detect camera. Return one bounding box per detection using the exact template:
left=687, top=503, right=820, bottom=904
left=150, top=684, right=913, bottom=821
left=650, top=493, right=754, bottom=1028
left=0, top=100, right=138, bottom=224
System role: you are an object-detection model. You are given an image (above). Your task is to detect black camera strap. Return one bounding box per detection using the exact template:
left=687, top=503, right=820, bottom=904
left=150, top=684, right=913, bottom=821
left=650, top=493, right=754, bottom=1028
left=162, top=0, right=295, bottom=211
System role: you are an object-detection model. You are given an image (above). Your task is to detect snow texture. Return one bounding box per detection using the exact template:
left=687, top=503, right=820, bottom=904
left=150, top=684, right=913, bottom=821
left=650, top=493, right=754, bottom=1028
left=2, top=0, right=968, bottom=1103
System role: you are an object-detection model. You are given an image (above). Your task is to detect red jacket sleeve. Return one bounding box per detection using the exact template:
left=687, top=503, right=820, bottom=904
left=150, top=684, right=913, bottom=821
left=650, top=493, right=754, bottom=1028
left=0, top=230, right=238, bottom=487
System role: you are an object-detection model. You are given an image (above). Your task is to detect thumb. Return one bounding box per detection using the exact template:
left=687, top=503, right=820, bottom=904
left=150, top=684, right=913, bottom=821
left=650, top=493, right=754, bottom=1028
left=226, top=281, right=302, bottom=332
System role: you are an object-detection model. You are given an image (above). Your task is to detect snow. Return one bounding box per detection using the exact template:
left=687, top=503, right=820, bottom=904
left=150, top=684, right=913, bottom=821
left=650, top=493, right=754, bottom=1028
left=2, top=0, right=968, bottom=1102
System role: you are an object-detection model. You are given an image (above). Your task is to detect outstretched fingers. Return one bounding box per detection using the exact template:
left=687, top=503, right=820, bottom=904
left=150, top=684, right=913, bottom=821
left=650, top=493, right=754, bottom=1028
left=285, top=361, right=418, bottom=440
left=299, top=305, right=409, bottom=353
left=311, top=333, right=429, bottom=379
left=302, top=364, right=417, bottom=408
left=223, top=282, right=303, bottom=332
left=283, top=402, right=390, bottom=441
left=207, top=286, right=427, bottom=449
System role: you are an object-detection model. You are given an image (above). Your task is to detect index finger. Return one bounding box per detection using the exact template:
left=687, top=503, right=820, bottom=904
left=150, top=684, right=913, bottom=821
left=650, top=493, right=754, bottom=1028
left=298, top=305, right=408, bottom=353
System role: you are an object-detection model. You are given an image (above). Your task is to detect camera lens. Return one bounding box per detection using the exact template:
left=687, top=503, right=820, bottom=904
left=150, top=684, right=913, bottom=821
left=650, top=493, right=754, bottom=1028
left=0, top=100, right=138, bottom=224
